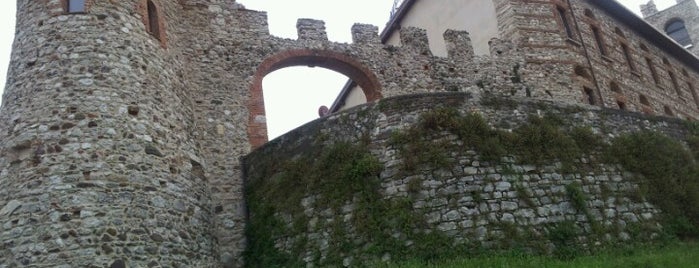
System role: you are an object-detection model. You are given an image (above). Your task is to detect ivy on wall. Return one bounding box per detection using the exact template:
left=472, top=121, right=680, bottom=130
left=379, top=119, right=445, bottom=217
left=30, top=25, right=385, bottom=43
left=244, top=100, right=699, bottom=267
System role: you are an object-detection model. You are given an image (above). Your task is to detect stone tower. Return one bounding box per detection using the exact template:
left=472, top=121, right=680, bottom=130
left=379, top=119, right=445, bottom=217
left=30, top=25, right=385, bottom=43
left=642, top=0, right=699, bottom=56
left=0, top=0, right=217, bottom=266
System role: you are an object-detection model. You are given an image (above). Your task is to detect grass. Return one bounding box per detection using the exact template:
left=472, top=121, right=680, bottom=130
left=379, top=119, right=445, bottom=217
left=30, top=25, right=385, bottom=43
left=378, top=242, right=699, bottom=268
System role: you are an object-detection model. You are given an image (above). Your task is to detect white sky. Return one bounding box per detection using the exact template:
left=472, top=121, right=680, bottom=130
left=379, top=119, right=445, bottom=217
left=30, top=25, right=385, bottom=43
left=0, top=0, right=684, bottom=139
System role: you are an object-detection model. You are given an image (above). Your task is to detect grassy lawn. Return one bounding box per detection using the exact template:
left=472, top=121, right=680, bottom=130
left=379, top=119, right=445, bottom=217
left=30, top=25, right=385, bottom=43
left=379, top=242, right=698, bottom=268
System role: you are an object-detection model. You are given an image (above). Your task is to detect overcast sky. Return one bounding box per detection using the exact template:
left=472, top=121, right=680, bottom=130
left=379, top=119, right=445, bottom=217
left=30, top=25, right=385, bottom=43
left=0, top=0, right=684, bottom=138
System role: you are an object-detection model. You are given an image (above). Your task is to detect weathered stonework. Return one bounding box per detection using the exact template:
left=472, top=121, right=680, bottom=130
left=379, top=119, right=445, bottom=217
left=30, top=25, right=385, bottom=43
left=243, top=92, right=686, bottom=266
left=0, top=0, right=698, bottom=267
left=643, top=0, right=699, bottom=56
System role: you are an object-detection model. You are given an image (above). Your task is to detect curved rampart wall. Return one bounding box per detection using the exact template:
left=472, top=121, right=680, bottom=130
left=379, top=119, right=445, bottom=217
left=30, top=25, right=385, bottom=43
left=243, top=92, right=691, bottom=266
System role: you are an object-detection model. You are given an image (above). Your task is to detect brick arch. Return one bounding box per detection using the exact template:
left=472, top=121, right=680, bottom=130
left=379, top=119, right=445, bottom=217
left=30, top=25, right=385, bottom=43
left=248, top=49, right=383, bottom=148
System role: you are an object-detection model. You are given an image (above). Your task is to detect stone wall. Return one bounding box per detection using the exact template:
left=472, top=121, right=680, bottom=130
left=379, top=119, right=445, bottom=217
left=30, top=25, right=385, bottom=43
left=643, top=0, right=699, bottom=56
left=243, top=92, right=690, bottom=267
left=504, top=0, right=699, bottom=119
left=0, top=1, right=214, bottom=267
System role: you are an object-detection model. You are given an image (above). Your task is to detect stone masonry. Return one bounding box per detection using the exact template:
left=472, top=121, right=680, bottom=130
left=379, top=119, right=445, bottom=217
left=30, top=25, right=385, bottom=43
left=244, top=92, right=681, bottom=266
left=0, top=0, right=698, bottom=267
left=643, top=0, right=699, bottom=56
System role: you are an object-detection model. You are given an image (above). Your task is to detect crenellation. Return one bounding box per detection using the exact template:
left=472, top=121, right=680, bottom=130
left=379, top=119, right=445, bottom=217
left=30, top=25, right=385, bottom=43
left=640, top=1, right=659, bottom=18
left=399, top=26, right=432, bottom=56
left=296, top=18, right=329, bottom=41
left=351, top=23, right=380, bottom=44
left=234, top=9, right=269, bottom=34
left=443, top=29, right=474, bottom=60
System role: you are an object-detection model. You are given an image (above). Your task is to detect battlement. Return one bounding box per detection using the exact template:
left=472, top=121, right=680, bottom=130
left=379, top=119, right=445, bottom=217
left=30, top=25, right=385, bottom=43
left=399, top=27, right=432, bottom=55
left=351, top=24, right=380, bottom=44
left=296, top=19, right=328, bottom=41
left=443, top=30, right=474, bottom=59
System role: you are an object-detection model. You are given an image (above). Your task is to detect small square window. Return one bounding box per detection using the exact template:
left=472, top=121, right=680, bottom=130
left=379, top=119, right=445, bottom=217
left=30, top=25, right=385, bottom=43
left=68, top=0, right=86, bottom=13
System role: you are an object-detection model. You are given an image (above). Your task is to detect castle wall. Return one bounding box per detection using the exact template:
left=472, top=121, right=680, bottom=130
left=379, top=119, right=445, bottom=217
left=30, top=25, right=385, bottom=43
left=243, top=92, right=686, bottom=266
left=0, top=1, right=215, bottom=267
left=643, top=0, right=699, bottom=56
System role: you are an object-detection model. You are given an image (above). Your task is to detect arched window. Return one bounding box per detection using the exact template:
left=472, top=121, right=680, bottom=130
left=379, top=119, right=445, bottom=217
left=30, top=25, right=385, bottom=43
left=574, top=65, right=591, bottom=80
left=614, top=27, right=625, bottom=38
left=556, top=6, right=574, bottom=39
left=617, top=101, right=627, bottom=111
left=583, top=87, right=596, bottom=105
left=664, top=105, right=674, bottom=116
left=66, top=0, right=86, bottom=13
left=666, top=19, right=692, bottom=47
left=610, top=82, right=622, bottom=94
left=147, top=0, right=161, bottom=39
left=584, top=9, right=595, bottom=19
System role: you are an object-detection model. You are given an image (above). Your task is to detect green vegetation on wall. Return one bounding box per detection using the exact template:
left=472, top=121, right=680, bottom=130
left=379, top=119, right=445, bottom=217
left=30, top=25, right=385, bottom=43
left=389, top=107, right=601, bottom=170
left=245, top=141, right=466, bottom=267
left=244, top=104, right=699, bottom=267
left=606, top=131, right=699, bottom=238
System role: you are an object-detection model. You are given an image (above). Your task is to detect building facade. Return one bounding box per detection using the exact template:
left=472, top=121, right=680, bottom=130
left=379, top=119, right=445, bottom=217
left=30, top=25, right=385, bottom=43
left=332, top=0, right=699, bottom=119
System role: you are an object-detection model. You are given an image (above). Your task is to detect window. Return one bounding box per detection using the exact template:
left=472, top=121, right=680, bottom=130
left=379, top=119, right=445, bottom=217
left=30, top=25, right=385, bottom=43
left=591, top=26, right=607, bottom=56
left=617, top=101, right=627, bottom=110
left=584, top=87, right=596, bottom=105
left=584, top=9, right=595, bottom=19
left=614, top=27, right=625, bottom=38
left=610, top=82, right=622, bottom=94
left=557, top=7, right=574, bottom=39
left=689, top=82, right=699, bottom=109
left=640, top=43, right=649, bottom=52
left=646, top=58, right=660, bottom=85
left=621, top=43, right=635, bottom=71
left=669, top=71, right=681, bottom=96
left=147, top=0, right=161, bottom=39
left=67, top=0, right=86, bottom=13
left=664, top=106, right=674, bottom=116
left=574, top=65, right=591, bottom=80
left=666, top=19, right=693, bottom=47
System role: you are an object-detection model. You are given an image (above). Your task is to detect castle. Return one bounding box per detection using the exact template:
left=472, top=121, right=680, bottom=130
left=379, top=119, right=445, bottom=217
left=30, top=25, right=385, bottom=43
left=1, top=0, right=699, bottom=267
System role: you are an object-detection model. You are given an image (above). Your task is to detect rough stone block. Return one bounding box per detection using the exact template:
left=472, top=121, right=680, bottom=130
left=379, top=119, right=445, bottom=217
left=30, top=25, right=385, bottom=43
left=443, top=29, right=474, bottom=60
left=399, top=27, right=431, bottom=56
left=351, top=23, right=379, bottom=44
left=297, top=18, right=328, bottom=41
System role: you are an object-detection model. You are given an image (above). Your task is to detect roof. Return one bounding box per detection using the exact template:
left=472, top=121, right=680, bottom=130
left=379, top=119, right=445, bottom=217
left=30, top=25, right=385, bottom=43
left=380, top=0, right=418, bottom=43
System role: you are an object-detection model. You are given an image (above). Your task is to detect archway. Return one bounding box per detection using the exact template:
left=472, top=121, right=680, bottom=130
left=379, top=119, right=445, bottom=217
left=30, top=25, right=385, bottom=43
left=248, top=49, right=383, bottom=148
